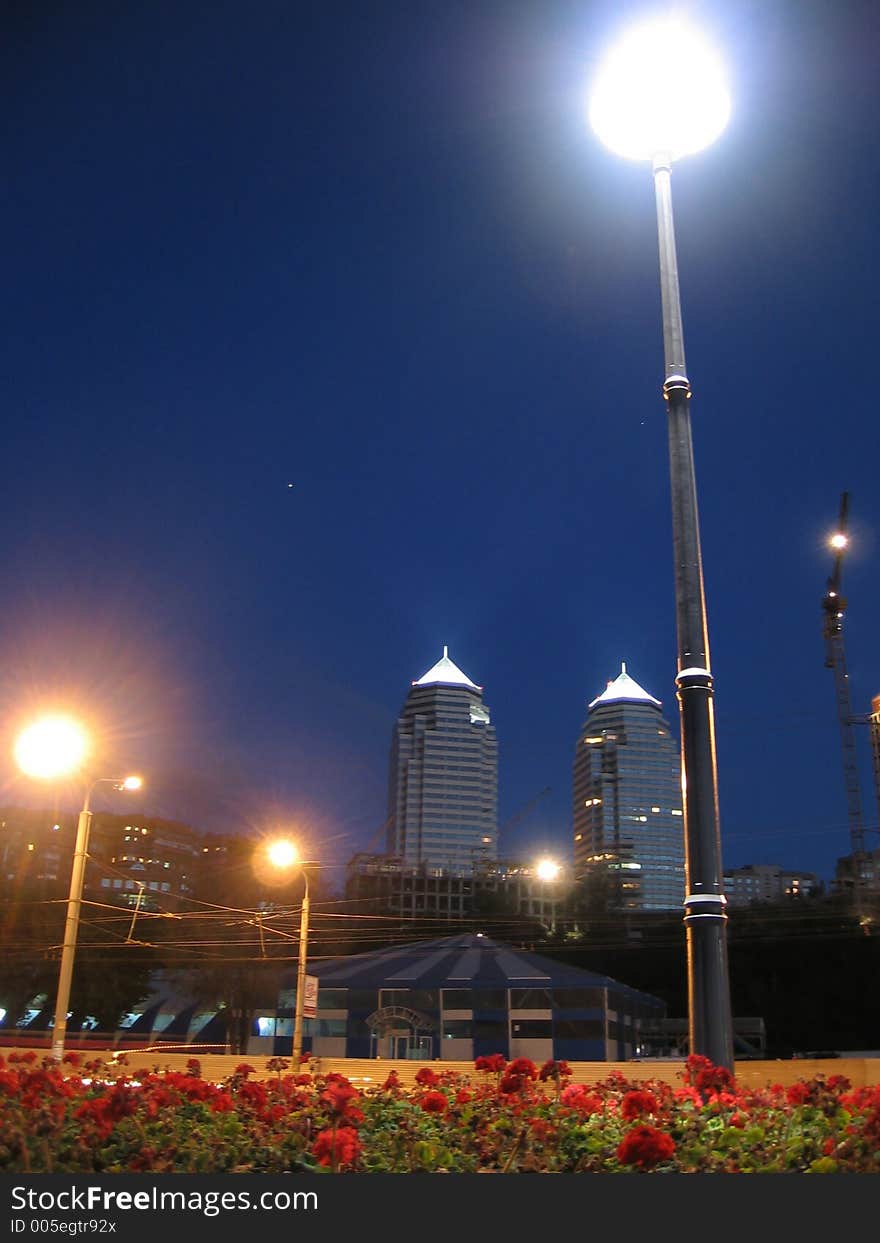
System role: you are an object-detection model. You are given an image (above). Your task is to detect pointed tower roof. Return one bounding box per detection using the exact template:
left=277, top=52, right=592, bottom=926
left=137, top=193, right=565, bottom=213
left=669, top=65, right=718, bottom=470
left=413, top=646, right=482, bottom=692
left=588, top=662, right=661, bottom=709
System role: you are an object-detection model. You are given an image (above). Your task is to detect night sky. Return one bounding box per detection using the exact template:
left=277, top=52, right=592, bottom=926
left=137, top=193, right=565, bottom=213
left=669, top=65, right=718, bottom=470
left=2, top=0, right=878, bottom=892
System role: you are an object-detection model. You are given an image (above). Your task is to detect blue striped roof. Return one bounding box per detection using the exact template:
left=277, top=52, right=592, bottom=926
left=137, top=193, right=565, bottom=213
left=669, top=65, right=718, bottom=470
left=288, top=933, right=664, bottom=1007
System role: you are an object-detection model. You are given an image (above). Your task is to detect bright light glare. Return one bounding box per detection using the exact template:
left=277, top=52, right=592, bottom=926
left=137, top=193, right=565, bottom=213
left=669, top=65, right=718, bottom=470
left=589, top=18, right=730, bottom=162
left=535, top=859, right=561, bottom=882
left=267, top=839, right=299, bottom=870
left=122, top=775, right=142, bottom=791
left=14, top=716, right=89, bottom=780
left=830, top=533, right=848, bottom=551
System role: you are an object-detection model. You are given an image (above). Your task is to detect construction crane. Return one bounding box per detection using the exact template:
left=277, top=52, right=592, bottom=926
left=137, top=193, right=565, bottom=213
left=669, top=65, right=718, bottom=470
left=821, top=492, right=867, bottom=862
left=498, top=786, right=552, bottom=846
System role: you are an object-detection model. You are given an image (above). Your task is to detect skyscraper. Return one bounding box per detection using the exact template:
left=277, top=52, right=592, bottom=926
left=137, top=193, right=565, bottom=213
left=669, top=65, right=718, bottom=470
left=387, top=647, right=497, bottom=875
left=573, top=664, right=685, bottom=911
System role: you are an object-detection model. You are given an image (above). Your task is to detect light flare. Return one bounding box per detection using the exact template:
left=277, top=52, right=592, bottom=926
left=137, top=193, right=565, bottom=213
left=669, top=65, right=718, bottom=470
left=14, top=715, right=90, bottom=780
left=589, top=17, right=730, bottom=162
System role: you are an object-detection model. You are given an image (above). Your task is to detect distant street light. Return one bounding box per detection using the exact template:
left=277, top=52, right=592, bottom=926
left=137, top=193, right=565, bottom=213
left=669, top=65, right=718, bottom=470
left=535, top=858, right=561, bottom=883
left=265, top=838, right=311, bottom=1067
left=535, top=858, right=562, bottom=934
left=589, top=16, right=735, bottom=1069
left=14, top=714, right=142, bottom=1060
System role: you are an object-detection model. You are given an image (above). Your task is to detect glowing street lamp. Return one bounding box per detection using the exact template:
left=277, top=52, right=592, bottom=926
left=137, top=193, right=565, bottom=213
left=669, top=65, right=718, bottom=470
left=535, top=858, right=561, bottom=883
left=266, top=838, right=311, bottom=1067
left=13, top=715, right=143, bottom=1061
left=535, top=858, right=562, bottom=934
left=14, top=715, right=89, bottom=781
left=589, top=16, right=735, bottom=1068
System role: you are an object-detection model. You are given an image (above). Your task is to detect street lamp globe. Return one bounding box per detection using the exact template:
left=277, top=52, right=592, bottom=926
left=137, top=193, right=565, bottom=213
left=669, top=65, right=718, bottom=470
left=267, top=838, right=299, bottom=871
left=589, top=17, right=730, bottom=163
left=13, top=715, right=89, bottom=780
left=535, top=858, right=561, bottom=882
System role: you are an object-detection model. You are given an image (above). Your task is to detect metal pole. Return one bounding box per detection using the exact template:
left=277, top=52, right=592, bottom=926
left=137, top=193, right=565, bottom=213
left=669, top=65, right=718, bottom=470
left=291, top=871, right=310, bottom=1067
left=653, top=155, right=734, bottom=1070
left=50, top=786, right=95, bottom=1061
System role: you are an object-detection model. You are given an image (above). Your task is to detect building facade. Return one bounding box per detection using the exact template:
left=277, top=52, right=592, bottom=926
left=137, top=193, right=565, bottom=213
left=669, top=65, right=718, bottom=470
left=272, top=933, right=665, bottom=1063
left=723, top=863, right=822, bottom=907
left=344, top=852, right=575, bottom=929
left=1, top=807, right=220, bottom=911
left=573, top=665, right=685, bottom=912
left=387, top=647, right=498, bottom=875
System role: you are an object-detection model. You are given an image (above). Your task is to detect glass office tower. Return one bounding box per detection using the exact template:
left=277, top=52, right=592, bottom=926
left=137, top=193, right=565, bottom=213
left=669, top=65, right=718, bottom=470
left=387, top=647, right=497, bottom=875
left=573, top=664, right=685, bottom=911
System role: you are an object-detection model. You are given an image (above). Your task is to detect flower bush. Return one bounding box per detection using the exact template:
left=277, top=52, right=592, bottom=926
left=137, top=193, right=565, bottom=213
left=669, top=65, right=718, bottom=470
left=0, top=1050, right=878, bottom=1173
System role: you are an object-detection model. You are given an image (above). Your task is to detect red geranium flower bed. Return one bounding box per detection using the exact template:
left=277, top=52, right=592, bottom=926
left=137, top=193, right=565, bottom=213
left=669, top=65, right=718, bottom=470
left=0, top=1050, right=877, bottom=1173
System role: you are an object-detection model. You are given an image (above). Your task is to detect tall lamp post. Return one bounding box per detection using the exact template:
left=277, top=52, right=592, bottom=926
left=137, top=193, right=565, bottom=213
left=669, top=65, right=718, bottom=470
left=589, top=17, right=735, bottom=1069
left=13, top=715, right=142, bottom=1061
left=266, top=839, right=311, bottom=1067
left=51, top=774, right=142, bottom=1060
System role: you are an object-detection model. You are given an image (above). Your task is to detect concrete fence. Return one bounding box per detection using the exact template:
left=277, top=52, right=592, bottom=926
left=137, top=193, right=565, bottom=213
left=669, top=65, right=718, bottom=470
left=5, top=1047, right=879, bottom=1090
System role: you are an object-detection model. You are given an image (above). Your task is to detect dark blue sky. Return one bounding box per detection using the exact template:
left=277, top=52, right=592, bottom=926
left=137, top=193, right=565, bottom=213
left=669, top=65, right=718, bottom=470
left=2, top=0, right=878, bottom=889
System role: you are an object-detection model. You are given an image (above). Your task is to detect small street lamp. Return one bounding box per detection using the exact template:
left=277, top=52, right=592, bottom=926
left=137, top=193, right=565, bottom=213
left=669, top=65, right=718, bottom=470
left=535, top=858, right=562, bottom=935
left=265, top=838, right=311, bottom=1067
left=13, top=713, right=142, bottom=1061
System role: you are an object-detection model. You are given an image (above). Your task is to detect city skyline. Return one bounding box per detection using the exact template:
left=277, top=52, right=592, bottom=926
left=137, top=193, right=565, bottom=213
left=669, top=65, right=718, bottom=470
left=2, top=1, right=879, bottom=889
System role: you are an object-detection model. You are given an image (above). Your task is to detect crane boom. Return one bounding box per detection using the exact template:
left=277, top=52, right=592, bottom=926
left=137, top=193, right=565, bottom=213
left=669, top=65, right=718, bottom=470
left=821, top=491, right=866, bottom=858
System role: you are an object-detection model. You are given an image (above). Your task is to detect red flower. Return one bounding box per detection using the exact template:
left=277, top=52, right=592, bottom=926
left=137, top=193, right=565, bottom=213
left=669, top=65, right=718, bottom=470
left=506, top=1058, right=538, bottom=1081
left=529, top=1118, right=555, bottom=1141
left=185, top=1058, right=201, bottom=1077
left=382, top=1071, right=401, bottom=1091
left=210, top=1092, right=235, bottom=1113
left=787, top=1082, right=811, bottom=1106
left=320, top=1077, right=361, bottom=1119
left=617, top=1125, right=676, bottom=1169
left=312, top=1126, right=362, bottom=1170
left=415, top=1067, right=440, bottom=1087
left=62, top=1053, right=82, bottom=1067
left=539, top=1059, right=572, bottom=1082
left=0, top=1070, right=21, bottom=1095
left=455, top=1088, right=473, bottom=1104
left=560, top=1084, right=602, bottom=1114
left=420, top=1090, right=448, bottom=1114
left=823, top=1138, right=836, bottom=1156
left=474, top=1054, right=506, bottom=1074
left=684, top=1053, right=735, bottom=1095
left=621, top=1090, right=659, bottom=1121
left=234, top=1063, right=256, bottom=1076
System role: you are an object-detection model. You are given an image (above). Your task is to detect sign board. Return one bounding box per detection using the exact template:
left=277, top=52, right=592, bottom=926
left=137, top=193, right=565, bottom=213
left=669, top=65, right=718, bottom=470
left=303, top=974, right=319, bottom=1019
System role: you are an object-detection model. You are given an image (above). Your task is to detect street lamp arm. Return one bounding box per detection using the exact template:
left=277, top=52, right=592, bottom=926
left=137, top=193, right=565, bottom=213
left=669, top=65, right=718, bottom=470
left=81, top=775, right=138, bottom=815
